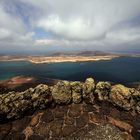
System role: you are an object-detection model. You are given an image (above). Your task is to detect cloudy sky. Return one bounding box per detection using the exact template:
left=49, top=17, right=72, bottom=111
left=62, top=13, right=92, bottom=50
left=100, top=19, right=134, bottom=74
left=0, top=0, right=140, bottom=54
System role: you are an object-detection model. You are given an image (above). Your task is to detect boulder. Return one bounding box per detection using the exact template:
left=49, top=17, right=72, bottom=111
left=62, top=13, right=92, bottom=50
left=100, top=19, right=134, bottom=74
left=0, top=84, right=52, bottom=120
left=82, top=78, right=95, bottom=104
left=130, top=88, right=140, bottom=114
left=52, top=81, right=72, bottom=104
left=130, top=88, right=140, bottom=101
left=32, top=84, right=52, bottom=109
left=137, top=85, right=140, bottom=92
left=135, top=102, right=140, bottom=114
left=71, top=81, right=82, bottom=104
left=110, top=84, right=135, bottom=110
left=95, top=81, right=111, bottom=101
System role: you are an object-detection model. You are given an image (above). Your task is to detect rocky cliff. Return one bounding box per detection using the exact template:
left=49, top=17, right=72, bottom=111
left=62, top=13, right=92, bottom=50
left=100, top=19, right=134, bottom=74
left=0, top=78, right=140, bottom=140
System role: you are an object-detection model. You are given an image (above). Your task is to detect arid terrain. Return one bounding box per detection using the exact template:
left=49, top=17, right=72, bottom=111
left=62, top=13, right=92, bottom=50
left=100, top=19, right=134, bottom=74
left=28, top=55, right=118, bottom=64
left=0, top=51, right=139, bottom=64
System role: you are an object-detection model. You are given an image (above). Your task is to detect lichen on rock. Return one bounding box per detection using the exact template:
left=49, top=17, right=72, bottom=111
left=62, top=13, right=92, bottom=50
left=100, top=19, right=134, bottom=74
left=0, top=77, right=140, bottom=121
left=95, top=81, right=111, bottom=101
left=82, top=78, right=95, bottom=104
left=110, top=84, right=135, bottom=110
left=0, top=84, right=52, bottom=120
left=71, top=81, right=82, bottom=104
left=51, top=81, right=72, bottom=104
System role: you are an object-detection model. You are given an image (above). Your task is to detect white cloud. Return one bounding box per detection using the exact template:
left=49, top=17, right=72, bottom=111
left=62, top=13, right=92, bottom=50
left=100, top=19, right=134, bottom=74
left=104, top=26, right=140, bottom=45
left=0, top=0, right=140, bottom=53
left=35, top=39, right=62, bottom=46
left=0, top=2, right=34, bottom=49
left=0, top=28, right=11, bottom=39
left=36, top=0, right=140, bottom=41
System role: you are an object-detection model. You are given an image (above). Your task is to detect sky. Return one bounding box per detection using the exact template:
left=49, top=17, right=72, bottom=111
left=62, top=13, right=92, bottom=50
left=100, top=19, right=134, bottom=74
left=0, top=0, right=140, bottom=54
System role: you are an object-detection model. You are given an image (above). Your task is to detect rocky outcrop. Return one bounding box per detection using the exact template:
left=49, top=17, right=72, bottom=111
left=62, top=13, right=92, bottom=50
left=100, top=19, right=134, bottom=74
left=82, top=78, right=95, bottom=104
left=51, top=81, right=71, bottom=104
left=0, top=77, right=140, bottom=121
left=0, top=84, right=52, bottom=119
left=71, top=81, right=82, bottom=104
left=95, top=81, right=111, bottom=101
left=110, top=84, right=135, bottom=110
left=110, top=84, right=140, bottom=111
left=0, top=77, right=140, bottom=140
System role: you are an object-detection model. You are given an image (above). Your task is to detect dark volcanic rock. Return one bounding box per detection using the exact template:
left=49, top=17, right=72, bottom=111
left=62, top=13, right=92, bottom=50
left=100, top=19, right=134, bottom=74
left=41, top=110, right=54, bottom=123
left=62, top=125, right=77, bottom=137
left=49, top=119, right=63, bottom=137
left=68, top=104, right=82, bottom=118
left=79, top=123, right=125, bottom=140
left=76, top=112, right=89, bottom=128
left=0, top=77, right=140, bottom=123
left=28, top=135, right=44, bottom=140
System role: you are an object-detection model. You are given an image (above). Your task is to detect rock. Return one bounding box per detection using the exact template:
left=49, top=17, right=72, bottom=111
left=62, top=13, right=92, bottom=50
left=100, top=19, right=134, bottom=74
left=137, top=85, right=140, bottom=92
left=107, top=116, right=133, bottom=133
left=64, top=117, right=75, bottom=125
left=80, top=123, right=125, bottom=140
left=11, top=117, right=31, bottom=132
left=41, top=110, right=54, bottom=123
left=0, top=123, right=12, bottom=136
left=71, top=81, right=82, bottom=103
left=129, top=88, right=140, bottom=113
left=52, top=81, right=72, bottom=104
left=110, top=84, right=135, bottom=110
left=76, top=112, right=88, bottom=128
left=62, top=125, right=76, bottom=137
left=68, top=104, right=82, bottom=118
left=28, top=135, right=44, bottom=140
left=5, top=133, right=26, bottom=140
left=83, top=103, right=99, bottom=112
left=0, top=77, right=140, bottom=122
left=49, top=120, right=63, bottom=137
left=53, top=105, right=68, bottom=118
left=135, top=102, right=140, bottom=114
left=30, top=112, right=43, bottom=126
left=23, top=126, right=33, bottom=138
left=130, top=88, right=140, bottom=101
left=0, top=84, right=52, bottom=120
left=33, top=122, right=49, bottom=137
left=83, top=78, right=95, bottom=96
left=32, top=84, right=52, bottom=109
left=82, top=78, right=95, bottom=104
left=89, top=113, right=104, bottom=124
left=95, top=81, right=111, bottom=101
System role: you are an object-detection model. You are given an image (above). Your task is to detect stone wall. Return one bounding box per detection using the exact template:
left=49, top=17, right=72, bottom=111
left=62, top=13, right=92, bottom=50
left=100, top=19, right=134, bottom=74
left=0, top=78, right=140, bottom=120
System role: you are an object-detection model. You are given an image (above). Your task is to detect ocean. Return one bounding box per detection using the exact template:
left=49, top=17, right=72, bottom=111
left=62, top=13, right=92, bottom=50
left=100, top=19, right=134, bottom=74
left=0, top=57, right=140, bottom=84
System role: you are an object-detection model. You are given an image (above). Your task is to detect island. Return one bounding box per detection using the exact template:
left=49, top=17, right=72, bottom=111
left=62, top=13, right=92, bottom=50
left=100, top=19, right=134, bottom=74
left=28, top=55, right=118, bottom=64
left=1, top=51, right=140, bottom=64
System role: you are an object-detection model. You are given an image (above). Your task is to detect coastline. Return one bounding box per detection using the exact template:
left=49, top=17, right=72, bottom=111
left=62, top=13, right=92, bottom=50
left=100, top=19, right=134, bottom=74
left=29, top=56, right=118, bottom=64
left=0, top=55, right=119, bottom=64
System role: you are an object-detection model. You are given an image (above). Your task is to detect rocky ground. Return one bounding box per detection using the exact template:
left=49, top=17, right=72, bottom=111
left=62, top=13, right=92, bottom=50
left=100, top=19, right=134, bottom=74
left=0, top=78, right=140, bottom=140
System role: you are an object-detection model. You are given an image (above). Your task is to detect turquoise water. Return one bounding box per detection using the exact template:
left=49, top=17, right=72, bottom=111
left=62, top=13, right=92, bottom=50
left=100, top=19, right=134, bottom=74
left=0, top=57, right=140, bottom=84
